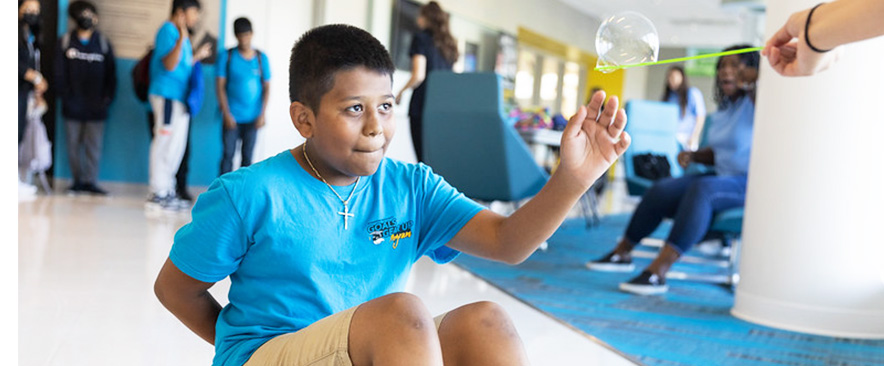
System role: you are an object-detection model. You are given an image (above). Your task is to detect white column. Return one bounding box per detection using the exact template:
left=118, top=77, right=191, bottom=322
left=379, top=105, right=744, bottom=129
left=732, top=0, right=884, bottom=339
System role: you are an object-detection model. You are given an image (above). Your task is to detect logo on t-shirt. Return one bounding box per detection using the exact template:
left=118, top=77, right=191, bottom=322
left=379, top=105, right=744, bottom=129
left=366, top=217, right=414, bottom=249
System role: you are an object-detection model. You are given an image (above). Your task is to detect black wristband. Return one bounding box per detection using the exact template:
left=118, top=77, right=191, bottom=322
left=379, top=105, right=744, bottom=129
left=805, top=3, right=832, bottom=53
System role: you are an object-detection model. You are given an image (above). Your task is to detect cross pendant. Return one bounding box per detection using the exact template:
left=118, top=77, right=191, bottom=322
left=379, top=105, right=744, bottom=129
left=338, top=203, right=355, bottom=230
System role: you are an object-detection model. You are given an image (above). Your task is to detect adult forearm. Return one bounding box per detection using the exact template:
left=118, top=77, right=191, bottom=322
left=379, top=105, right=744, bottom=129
left=496, top=172, right=588, bottom=264
left=162, top=38, right=184, bottom=71
left=808, top=0, right=884, bottom=50
left=216, top=78, right=232, bottom=116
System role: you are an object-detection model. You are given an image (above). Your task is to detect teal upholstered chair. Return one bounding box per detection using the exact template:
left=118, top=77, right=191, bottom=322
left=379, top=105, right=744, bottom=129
left=421, top=72, right=598, bottom=227
left=621, top=100, right=682, bottom=196
left=422, top=72, right=547, bottom=202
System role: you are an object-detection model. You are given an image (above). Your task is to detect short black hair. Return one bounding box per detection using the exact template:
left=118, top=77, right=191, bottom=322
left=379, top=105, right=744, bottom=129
left=288, top=24, right=395, bottom=112
left=68, top=0, right=96, bottom=19
left=171, top=0, right=201, bottom=14
left=233, top=17, right=252, bottom=35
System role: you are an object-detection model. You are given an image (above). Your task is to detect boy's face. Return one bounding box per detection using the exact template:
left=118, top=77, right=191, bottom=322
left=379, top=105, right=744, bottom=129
left=183, top=7, right=201, bottom=28
left=293, top=67, right=396, bottom=179
left=235, top=32, right=252, bottom=48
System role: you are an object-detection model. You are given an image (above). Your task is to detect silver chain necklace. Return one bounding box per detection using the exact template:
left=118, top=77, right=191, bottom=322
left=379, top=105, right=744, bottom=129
left=302, top=144, right=360, bottom=230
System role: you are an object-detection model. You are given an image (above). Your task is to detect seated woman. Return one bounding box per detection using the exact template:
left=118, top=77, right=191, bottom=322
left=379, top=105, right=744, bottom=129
left=586, top=45, right=760, bottom=295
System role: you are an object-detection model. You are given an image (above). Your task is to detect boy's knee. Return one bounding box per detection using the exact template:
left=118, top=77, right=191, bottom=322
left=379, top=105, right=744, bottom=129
left=441, top=301, right=516, bottom=336
left=363, top=292, right=435, bottom=331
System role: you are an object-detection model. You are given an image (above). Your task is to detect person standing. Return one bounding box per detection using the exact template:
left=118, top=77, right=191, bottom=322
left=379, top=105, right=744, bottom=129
left=146, top=0, right=211, bottom=211
left=216, top=17, right=270, bottom=175
left=395, top=1, right=458, bottom=163
left=18, top=0, right=46, bottom=196
left=55, top=0, right=116, bottom=195
left=662, top=66, right=706, bottom=151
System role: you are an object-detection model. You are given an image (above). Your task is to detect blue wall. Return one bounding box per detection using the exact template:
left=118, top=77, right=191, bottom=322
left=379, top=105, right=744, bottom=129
left=54, top=0, right=227, bottom=187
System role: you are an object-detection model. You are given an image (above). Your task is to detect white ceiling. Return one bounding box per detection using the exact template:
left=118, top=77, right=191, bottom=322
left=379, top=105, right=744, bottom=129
left=556, top=0, right=766, bottom=49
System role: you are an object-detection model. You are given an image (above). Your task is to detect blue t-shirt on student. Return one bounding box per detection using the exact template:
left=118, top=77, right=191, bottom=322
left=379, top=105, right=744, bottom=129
left=217, top=49, right=271, bottom=123
left=666, top=86, right=706, bottom=144
left=706, top=95, right=754, bottom=177
left=169, top=151, right=485, bottom=366
left=149, top=21, right=193, bottom=102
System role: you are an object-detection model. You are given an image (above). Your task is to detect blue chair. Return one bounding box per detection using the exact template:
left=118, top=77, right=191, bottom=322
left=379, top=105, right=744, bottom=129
left=621, top=100, right=682, bottom=197
left=421, top=72, right=598, bottom=227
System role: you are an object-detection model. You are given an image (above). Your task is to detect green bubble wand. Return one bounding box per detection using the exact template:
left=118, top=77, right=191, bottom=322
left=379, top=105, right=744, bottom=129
left=594, top=47, right=762, bottom=72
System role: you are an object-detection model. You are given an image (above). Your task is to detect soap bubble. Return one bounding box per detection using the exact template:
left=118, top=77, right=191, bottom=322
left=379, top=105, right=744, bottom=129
left=595, top=11, right=659, bottom=73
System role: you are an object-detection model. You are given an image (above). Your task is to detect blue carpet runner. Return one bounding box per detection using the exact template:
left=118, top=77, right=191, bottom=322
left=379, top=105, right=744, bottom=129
left=453, top=215, right=884, bottom=366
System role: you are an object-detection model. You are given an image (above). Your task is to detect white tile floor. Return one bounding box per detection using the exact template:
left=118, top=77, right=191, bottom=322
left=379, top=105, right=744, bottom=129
left=18, top=181, right=638, bottom=366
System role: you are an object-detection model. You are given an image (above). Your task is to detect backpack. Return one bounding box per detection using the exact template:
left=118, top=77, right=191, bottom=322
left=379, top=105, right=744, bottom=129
left=632, top=153, right=672, bottom=181
left=225, top=48, right=265, bottom=88
left=132, top=47, right=153, bottom=102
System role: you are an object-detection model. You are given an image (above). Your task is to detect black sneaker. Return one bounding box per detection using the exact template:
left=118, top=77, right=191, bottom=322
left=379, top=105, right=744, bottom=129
left=67, top=182, right=85, bottom=195
left=80, top=183, right=108, bottom=196
left=177, top=190, right=193, bottom=203
left=619, top=270, right=668, bottom=295
left=586, top=251, right=635, bottom=272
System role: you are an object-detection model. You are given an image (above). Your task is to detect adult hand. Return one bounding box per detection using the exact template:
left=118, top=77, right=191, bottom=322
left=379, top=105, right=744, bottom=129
left=762, top=8, right=841, bottom=77
left=677, top=151, right=692, bottom=168
left=394, top=90, right=404, bottom=105
left=175, top=13, right=189, bottom=39
left=255, top=114, right=266, bottom=129
left=194, top=43, right=212, bottom=62
left=223, top=113, right=236, bottom=130
left=557, top=90, right=631, bottom=192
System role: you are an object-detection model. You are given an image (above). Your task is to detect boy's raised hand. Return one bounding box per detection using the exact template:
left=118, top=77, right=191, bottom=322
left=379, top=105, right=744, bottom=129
left=557, top=90, right=630, bottom=192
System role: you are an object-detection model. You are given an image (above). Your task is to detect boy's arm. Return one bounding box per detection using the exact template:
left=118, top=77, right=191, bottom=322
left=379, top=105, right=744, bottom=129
left=154, top=257, right=222, bottom=345
left=447, top=92, right=631, bottom=264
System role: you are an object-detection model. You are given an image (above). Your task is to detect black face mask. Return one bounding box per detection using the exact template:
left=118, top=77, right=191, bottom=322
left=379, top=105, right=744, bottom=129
left=76, top=16, right=94, bottom=30
left=22, top=13, right=40, bottom=28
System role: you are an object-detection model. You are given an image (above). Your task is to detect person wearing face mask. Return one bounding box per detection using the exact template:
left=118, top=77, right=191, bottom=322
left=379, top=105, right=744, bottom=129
left=18, top=0, right=45, bottom=196
left=587, top=46, right=760, bottom=296
left=55, top=0, right=116, bottom=196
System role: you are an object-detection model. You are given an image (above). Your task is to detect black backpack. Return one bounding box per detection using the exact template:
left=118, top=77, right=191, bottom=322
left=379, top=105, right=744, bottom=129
left=632, top=153, right=672, bottom=181
left=225, top=48, right=265, bottom=88
left=131, top=47, right=153, bottom=102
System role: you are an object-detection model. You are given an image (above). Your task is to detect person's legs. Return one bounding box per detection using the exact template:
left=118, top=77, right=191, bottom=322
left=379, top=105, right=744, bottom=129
left=220, top=124, right=238, bottom=175
left=65, top=120, right=85, bottom=189
left=435, top=301, right=529, bottom=366
left=621, top=175, right=748, bottom=295
left=409, top=114, right=423, bottom=163
left=148, top=97, right=190, bottom=202
left=239, top=122, right=258, bottom=168
left=19, top=91, right=28, bottom=144
left=176, top=117, right=192, bottom=201
left=79, top=121, right=106, bottom=192
left=588, top=176, right=701, bottom=271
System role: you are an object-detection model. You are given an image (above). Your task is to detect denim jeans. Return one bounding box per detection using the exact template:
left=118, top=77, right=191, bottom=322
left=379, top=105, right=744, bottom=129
left=624, top=174, right=748, bottom=254
left=221, top=122, right=257, bottom=175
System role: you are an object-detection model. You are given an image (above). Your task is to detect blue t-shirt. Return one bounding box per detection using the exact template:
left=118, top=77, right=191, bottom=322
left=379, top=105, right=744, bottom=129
left=666, top=87, right=706, bottom=143
left=217, top=49, right=271, bottom=123
left=169, top=151, right=485, bottom=366
left=706, top=95, right=755, bottom=177
left=149, top=22, right=193, bottom=102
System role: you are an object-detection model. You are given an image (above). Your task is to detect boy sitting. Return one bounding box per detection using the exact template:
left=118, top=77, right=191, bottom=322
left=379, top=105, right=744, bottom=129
left=154, top=24, right=630, bottom=366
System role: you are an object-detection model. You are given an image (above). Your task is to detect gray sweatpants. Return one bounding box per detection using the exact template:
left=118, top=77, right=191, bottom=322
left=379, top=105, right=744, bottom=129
left=65, top=120, right=105, bottom=185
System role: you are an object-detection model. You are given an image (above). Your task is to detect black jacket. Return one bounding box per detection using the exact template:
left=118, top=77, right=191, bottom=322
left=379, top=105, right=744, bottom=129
left=18, top=24, right=39, bottom=96
left=55, top=30, right=117, bottom=121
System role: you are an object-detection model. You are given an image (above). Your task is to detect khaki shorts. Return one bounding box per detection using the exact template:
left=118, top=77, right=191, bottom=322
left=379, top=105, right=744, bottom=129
left=244, top=306, right=449, bottom=366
